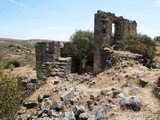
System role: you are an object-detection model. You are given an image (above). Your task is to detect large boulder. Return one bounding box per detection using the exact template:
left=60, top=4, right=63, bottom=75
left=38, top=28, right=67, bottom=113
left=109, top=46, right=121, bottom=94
left=23, top=100, right=38, bottom=109
left=119, top=96, right=141, bottom=111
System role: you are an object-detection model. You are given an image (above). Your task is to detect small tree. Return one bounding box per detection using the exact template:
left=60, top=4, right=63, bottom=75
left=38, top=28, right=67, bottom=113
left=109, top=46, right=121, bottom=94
left=69, top=30, right=94, bottom=72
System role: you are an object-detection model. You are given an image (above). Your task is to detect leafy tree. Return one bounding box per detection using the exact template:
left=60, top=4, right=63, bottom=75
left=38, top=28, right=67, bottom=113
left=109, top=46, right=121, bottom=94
left=69, top=30, right=94, bottom=72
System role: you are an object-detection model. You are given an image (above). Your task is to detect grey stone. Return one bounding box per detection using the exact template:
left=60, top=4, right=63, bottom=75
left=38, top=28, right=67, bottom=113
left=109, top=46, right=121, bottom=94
left=63, top=118, right=69, bottom=120
left=53, top=80, right=59, bottom=84
left=154, top=86, right=160, bottom=99
left=23, top=100, right=38, bottom=109
left=131, top=86, right=140, bottom=95
left=87, top=100, right=93, bottom=107
left=139, top=78, right=149, bottom=87
left=88, top=115, right=96, bottom=120
left=90, top=94, right=96, bottom=100
left=79, top=113, right=89, bottom=120
left=30, top=77, right=37, bottom=83
left=93, top=105, right=109, bottom=120
left=88, top=81, right=95, bottom=87
left=74, top=105, right=85, bottom=119
left=48, top=109, right=59, bottom=118
left=38, top=91, right=51, bottom=102
left=60, top=88, right=75, bottom=101
left=51, top=100, right=65, bottom=111
left=38, top=109, right=49, bottom=118
left=119, top=96, right=141, bottom=111
left=21, top=79, right=29, bottom=87
left=64, top=112, right=75, bottom=120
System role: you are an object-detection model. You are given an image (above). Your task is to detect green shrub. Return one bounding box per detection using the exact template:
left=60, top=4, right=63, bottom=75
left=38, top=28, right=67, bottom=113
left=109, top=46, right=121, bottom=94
left=4, top=59, right=21, bottom=69
left=0, top=68, right=23, bottom=119
left=117, top=34, right=156, bottom=60
left=154, top=36, right=160, bottom=43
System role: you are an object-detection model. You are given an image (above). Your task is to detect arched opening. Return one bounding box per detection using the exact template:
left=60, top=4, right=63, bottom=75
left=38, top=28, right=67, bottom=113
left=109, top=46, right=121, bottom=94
left=112, top=23, right=116, bottom=37
left=112, top=21, right=121, bottom=44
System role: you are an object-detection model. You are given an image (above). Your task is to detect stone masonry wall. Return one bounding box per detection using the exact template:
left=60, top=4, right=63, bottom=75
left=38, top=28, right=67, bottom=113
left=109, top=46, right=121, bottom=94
left=35, top=41, right=61, bottom=78
left=94, top=10, right=137, bottom=74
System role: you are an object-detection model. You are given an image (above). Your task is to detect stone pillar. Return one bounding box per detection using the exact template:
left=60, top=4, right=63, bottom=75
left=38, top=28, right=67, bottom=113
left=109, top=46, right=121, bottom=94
left=35, top=42, right=46, bottom=78
left=129, top=21, right=137, bottom=35
left=94, top=11, right=114, bottom=74
left=35, top=41, right=60, bottom=78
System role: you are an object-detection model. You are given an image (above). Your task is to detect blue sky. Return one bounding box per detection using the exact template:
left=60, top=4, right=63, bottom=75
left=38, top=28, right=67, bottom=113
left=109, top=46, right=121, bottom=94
left=0, top=0, right=160, bottom=41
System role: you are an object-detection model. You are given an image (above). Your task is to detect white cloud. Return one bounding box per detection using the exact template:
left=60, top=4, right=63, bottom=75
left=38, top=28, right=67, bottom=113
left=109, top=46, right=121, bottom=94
left=9, top=0, right=26, bottom=7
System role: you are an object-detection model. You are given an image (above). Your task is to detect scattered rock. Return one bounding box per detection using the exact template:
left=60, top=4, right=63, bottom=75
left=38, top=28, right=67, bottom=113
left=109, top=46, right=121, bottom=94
left=154, top=86, right=160, bottom=99
left=79, top=113, right=89, bottom=120
left=60, top=88, right=76, bottom=101
left=139, top=78, right=149, bottom=87
left=23, top=100, right=38, bottom=109
left=51, top=100, right=65, bottom=112
left=74, top=105, right=85, bottom=119
left=64, top=112, right=75, bottom=120
left=88, top=81, right=95, bottom=87
left=119, top=96, right=141, bottom=111
left=93, top=105, right=109, bottom=120
left=30, top=77, right=37, bottom=83
left=38, top=91, right=51, bottom=102
left=131, top=86, right=140, bottom=95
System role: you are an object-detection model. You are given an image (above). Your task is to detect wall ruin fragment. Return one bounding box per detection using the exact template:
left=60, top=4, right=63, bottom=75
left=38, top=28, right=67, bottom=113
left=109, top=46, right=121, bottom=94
left=94, top=10, right=137, bottom=74
left=35, top=41, right=71, bottom=79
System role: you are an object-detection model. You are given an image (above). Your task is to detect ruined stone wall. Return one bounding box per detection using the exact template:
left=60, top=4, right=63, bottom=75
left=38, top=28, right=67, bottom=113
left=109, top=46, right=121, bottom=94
left=94, top=10, right=137, bottom=74
left=35, top=41, right=61, bottom=78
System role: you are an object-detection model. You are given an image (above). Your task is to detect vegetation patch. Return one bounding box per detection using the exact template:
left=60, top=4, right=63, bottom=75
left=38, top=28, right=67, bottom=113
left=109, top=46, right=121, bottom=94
left=0, top=68, right=23, bottom=119
left=117, top=34, right=156, bottom=60
left=4, top=59, right=21, bottom=69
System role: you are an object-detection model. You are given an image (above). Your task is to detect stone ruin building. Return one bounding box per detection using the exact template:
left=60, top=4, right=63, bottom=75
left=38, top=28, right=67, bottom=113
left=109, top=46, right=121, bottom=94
left=94, top=10, right=137, bottom=74
left=35, top=41, right=71, bottom=79
left=35, top=10, right=137, bottom=78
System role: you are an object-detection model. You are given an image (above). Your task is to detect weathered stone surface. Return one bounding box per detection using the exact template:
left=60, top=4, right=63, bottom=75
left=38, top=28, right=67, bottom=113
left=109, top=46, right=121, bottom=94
left=79, top=113, right=89, bottom=120
left=139, top=78, right=149, bottom=87
left=30, top=77, right=37, bottom=83
left=119, top=96, right=141, bottom=111
left=38, top=91, right=51, bottom=102
left=131, top=86, right=140, bottom=95
left=35, top=41, right=61, bottom=78
left=93, top=105, right=109, bottom=120
left=51, top=100, right=65, bottom=111
left=60, top=88, right=76, bottom=101
left=94, top=10, right=137, bottom=74
left=35, top=41, right=72, bottom=79
left=154, top=86, right=160, bottom=99
left=23, top=100, right=38, bottom=109
left=74, top=105, right=85, bottom=119
left=63, top=112, right=75, bottom=120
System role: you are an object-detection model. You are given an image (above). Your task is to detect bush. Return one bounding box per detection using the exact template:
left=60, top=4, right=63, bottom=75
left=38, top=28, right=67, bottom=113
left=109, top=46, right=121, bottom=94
left=4, top=59, right=21, bottom=69
left=0, top=68, right=23, bottom=119
left=117, top=34, right=156, bottom=60
left=154, top=36, right=160, bottom=43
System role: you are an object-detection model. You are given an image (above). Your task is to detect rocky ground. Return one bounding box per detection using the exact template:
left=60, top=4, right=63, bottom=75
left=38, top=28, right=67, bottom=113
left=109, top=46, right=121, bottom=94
left=14, top=49, right=160, bottom=120
left=1, top=39, right=160, bottom=120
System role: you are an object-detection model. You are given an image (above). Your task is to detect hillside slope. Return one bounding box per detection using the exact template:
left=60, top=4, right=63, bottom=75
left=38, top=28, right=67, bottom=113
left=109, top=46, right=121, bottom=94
left=15, top=49, right=160, bottom=120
